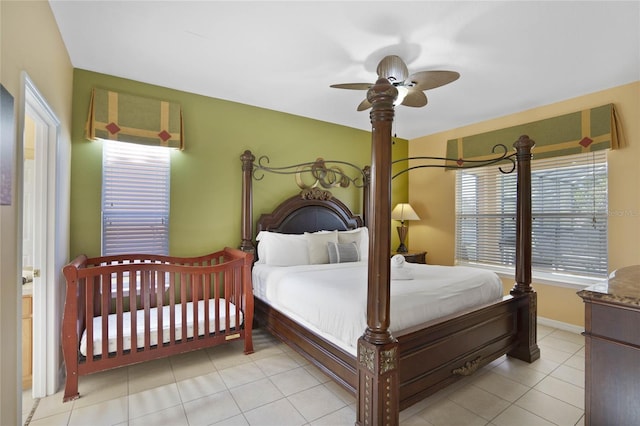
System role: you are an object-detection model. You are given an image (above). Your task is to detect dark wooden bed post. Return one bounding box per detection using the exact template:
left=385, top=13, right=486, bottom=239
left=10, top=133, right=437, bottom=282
left=240, top=150, right=255, bottom=253
left=508, top=135, right=541, bottom=362
left=356, top=78, right=400, bottom=425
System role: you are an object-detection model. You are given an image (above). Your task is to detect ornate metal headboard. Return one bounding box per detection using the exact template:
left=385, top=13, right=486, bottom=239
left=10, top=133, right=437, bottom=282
left=239, top=145, right=519, bottom=253
left=240, top=151, right=368, bottom=252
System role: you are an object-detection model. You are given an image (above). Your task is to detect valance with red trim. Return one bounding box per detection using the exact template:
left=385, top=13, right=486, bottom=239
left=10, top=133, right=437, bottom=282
left=446, top=104, right=625, bottom=167
left=85, top=88, right=184, bottom=150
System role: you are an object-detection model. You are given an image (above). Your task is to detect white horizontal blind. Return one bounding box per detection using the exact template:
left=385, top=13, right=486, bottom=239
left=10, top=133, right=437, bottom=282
left=456, top=150, right=608, bottom=279
left=102, top=141, right=170, bottom=256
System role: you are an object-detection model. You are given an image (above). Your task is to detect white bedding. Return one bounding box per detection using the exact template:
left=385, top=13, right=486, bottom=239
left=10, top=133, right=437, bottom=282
left=252, top=262, right=502, bottom=355
left=80, top=299, right=243, bottom=356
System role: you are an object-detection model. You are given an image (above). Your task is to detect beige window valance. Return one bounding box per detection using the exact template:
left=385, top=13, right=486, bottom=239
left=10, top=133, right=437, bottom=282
left=85, top=88, right=184, bottom=150
left=446, top=103, right=625, bottom=167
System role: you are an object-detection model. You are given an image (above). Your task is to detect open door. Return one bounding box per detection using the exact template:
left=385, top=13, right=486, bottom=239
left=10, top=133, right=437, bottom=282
left=20, top=74, right=63, bottom=398
left=21, top=114, right=35, bottom=390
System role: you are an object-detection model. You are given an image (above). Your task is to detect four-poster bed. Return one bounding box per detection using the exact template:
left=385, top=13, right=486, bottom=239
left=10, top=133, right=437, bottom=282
left=239, top=77, right=539, bottom=424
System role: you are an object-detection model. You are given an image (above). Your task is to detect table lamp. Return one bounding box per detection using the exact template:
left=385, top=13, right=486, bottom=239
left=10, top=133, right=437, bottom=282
left=391, top=203, right=420, bottom=253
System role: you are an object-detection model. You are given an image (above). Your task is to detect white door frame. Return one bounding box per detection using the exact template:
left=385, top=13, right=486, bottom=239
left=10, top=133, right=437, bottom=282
left=20, top=73, right=61, bottom=397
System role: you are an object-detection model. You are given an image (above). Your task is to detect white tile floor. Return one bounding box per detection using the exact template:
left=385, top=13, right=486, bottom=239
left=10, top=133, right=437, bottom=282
left=23, top=324, right=585, bottom=425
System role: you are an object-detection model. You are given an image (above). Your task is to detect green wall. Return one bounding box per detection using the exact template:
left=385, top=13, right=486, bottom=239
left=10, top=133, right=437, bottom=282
left=71, top=69, right=408, bottom=257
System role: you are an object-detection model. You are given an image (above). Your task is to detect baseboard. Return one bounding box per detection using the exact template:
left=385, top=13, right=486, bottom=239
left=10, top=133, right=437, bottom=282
left=538, top=316, right=584, bottom=335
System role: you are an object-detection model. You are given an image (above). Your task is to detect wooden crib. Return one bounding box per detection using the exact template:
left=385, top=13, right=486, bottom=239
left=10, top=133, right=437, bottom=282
left=61, top=247, right=254, bottom=402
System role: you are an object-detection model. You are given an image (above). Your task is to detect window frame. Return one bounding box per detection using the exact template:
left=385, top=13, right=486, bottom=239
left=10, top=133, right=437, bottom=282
left=455, top=150, right=608, bottom=288
left=101, top=140, right=171, bottom=294
left=101, top=140, right=171, bottom=257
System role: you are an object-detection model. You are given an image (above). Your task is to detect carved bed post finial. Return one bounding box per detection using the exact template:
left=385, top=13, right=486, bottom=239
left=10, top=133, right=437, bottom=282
left=240, top=150, right=255, bottom=253
left=356, top=77, right=399, bottom=426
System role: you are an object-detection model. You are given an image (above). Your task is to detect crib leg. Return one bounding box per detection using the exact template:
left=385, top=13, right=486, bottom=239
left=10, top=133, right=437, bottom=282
left=63, top=371, right=80, bottom=402
left=61, top=329, right=80, bottom=402
left=244, top=328, right=254, bottom=354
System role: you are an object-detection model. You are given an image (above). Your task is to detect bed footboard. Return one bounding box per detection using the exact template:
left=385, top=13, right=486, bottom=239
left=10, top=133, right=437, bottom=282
left=61, top=247, right=253, bottom=402
left=255, top=293, right=532, bottom=411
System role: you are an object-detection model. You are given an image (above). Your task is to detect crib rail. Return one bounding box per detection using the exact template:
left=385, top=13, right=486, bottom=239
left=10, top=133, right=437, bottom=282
left=61, top=247, right=253, bottom=402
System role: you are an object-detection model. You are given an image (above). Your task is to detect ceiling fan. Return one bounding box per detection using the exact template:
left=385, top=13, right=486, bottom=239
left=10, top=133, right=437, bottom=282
left=330, top=55, right=460, bottom=111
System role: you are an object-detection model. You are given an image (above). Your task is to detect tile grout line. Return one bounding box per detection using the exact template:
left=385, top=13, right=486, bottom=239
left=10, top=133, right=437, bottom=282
left=29, top=328, right=586, bottom=425
left=23, top=397, right=40, bottom=426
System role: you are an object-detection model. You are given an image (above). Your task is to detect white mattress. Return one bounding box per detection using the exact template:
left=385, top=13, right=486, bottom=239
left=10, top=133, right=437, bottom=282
left=80, top=299, right=243, bottom=356
left=252, top=262, right=502, bottom=355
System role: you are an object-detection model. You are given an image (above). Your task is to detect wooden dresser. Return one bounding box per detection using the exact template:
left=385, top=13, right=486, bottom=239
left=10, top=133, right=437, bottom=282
left=577, top=265, right=640, bottom=425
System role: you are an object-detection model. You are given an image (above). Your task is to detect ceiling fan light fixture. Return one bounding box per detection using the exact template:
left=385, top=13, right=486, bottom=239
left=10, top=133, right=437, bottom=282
left=394, top=86, right=409, bottom=106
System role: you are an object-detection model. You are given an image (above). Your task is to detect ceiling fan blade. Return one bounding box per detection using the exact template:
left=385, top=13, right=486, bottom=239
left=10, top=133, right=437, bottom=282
left=330, top=83, right=372, bottom=90
left=401, top=90, right=428, bottom=108
left=377, top=55, right=409, bottom=83
left=357, top=98, right=372, bottom=111
left=332, top=56, right=459, bottom=111
left=407, top=70, right=460, bottom=91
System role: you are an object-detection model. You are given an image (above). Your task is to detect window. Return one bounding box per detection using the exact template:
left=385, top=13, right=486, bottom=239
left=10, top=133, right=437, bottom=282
left=455, top=151, right=608, bottom=282
left=102, top=141, right=170, bottom=256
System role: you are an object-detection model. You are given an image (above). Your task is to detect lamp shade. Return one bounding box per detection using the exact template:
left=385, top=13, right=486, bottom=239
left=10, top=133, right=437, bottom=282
left=391, top=203, right=420, bottom=222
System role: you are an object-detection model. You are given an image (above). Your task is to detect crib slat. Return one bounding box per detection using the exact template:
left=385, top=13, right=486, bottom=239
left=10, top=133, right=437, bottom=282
left=169, top=271, right=176, bottom=345
left=130, top=269, right=137, bottom=353
left=142, top=270, right=151, bottom=351
left=157, top=269, right=165, bottom=348
left=116, top=271, right=124, bottom=356
left=181, top=272, right=187, bottom=344
left=226, top=267, right=231, bottom=336
left=225, top=268, right=232, bottom=335
left=204, top=271, right=211, bottom=337
left=232, top=265, right=239, bottom=331
left=234, top=265, right=241, bottom=328
left=216, top=269, right=222, bottom=336
left=150, top=265, right=156, bottom=307
left=101, top=272, right=110, bottom=358
left=192, top=272, right=199, bottom=341
left=85, top=276, right=95, bottom=362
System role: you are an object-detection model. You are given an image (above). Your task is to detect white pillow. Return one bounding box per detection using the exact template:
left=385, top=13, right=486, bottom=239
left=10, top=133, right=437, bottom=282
left=256, top=231, right=309, bottom=266
left=338, top=227, right=369, bottom=260
left=305, top=231, right=338, bottom=264
left=255, top=231, right=268, bottom=264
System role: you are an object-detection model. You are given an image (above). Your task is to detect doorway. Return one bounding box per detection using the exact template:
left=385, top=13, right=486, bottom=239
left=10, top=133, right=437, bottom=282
left=20, top=73, right=63, bottom=398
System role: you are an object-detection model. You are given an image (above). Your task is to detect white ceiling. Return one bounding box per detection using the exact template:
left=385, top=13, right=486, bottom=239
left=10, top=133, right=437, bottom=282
left=49, top=1, right=640, bottom=140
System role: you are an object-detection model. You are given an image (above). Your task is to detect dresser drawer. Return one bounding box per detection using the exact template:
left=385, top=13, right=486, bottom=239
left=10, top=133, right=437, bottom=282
left=589, top=302, right=640, bottom=347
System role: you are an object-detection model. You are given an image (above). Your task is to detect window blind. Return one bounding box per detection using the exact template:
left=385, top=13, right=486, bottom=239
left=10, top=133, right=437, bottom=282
left=455, top=150, right=608, bottom=279
left=102, top=141, right=170, bottom=256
